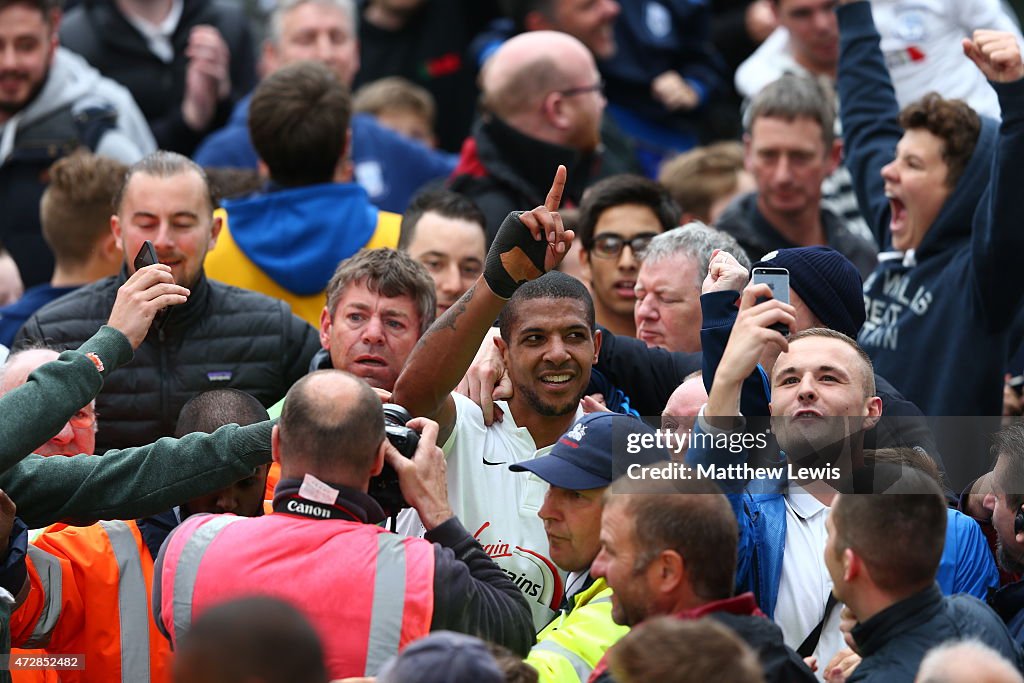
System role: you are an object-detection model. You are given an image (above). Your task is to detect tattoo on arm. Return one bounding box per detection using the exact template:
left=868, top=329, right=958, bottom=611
left=416, top=283, right=477, bottom=351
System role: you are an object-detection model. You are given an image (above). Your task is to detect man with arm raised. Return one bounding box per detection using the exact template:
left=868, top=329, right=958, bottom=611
left=392, top=166, right=595, bottom=630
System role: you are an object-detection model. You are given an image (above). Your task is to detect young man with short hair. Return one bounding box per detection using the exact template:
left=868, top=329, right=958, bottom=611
left=826, top=473, right=1021, bottom=680
left=204, top=61, right=402, bottom=328
left=399, top=190, right=487, bottom=318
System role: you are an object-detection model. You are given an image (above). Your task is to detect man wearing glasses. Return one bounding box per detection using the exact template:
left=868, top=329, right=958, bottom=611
left=576, top=175, right=680, bottom=338
left=450, top=31, right=607, bottom=241
left=0, top=348, right=97, bottom=458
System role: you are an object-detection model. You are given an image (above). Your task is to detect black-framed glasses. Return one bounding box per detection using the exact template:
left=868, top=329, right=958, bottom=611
left=591, top=232, right=657, bottom=259
left=559, top=80, right=604, bottom=98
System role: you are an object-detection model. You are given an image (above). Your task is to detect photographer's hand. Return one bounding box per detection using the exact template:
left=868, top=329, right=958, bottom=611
left=385, top=418, right=453, bottom=531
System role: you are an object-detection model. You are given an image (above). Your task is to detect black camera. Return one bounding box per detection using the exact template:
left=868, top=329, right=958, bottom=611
left=369, top=403, right=420, bottom=517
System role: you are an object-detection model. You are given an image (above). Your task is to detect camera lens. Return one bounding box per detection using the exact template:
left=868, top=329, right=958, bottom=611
left=382, top=403, right=412, bottom=427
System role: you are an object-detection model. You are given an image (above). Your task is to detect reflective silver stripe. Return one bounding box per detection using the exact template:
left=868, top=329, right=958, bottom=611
left=23, top=546, right=62, bottom=648
left=170, top=516, right=244, bottom=643
left=532, top=639, right=593, bottom=682
left=589, top=596, right=612, bottom=605
left=364, top=534, right=410, bottom=676
left=100, top=521, right=151, bottom=683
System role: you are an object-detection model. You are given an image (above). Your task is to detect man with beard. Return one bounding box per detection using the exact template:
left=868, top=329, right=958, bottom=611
left=16, top=151, right=319, bottom=452
left=687, top=285, right=997, bottom=674
left=393, top=167, right=591, bottom=630
left=0, top=0, right=154, bottom=289
left=966, top=423, right=1024, bottom=645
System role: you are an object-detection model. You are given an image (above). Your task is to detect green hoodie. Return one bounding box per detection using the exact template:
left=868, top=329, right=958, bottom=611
left=0, top=324, right=274, bottom=529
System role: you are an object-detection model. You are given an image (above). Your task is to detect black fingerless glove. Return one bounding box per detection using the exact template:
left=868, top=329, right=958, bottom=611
left=484, top=211, right=549, bottom=299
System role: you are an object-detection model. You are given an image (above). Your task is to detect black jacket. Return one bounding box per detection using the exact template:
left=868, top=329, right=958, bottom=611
left=716, top=192, right=877, bottom=280
left=594, top=325, right=702, bottom=418
left=449, top=116, right=597, bottom=244
left=425, top=514, right=535, bottom=655
left=60, top=0, right=257, bottom=154
left=849, top=584, right=1022, bottom=682
left=709, top=611, right=817, bottom=683
left=353, top=0, right=496, bottom=153
left=15, top=270, right=318, bottom=452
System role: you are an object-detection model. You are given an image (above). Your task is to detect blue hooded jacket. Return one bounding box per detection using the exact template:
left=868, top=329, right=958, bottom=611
left=837, top=2, right=1024, bottom=416
left=220, top=182, right=383, bottom=297
left=684, top=420, right=998, bottom=619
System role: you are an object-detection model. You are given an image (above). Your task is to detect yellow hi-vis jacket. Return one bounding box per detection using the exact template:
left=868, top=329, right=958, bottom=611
left=527, top=577, right=628, bottom=683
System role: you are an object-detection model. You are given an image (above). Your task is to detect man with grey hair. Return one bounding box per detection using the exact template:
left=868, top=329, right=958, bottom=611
left=634, top=223, right=749, bottom=353
left=193, top=0, right=455, bottom=213
left=916, top=640, right=1024, bottom=683
left=716, top=73, right=877, bottom=278
left=16, top=150, right=319, bottom=452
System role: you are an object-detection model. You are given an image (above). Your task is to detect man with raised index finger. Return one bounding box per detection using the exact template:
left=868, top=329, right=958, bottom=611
left=392, top=166, right=599, bottom=630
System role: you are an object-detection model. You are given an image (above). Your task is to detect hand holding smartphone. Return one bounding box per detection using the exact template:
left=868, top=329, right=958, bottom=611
left=134, top=240, right=157, bottom=272
left=751, top=266, right=790, bottom=336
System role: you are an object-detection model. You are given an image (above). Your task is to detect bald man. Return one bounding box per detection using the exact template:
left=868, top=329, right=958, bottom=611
left=156, top=370, right=533, bottom=679
left=450, top=30, right=605, bottom=241
left=0, top=348, right=96, bottom=457
left=661, top=373, right=708, bottom=459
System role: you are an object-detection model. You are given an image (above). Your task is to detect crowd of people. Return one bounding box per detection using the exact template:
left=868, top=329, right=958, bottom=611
left=4, top=0, right=1024, bottom=681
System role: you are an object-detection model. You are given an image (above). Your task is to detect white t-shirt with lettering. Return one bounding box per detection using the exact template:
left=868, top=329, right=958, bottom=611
left=398, top=392, right=579, bottom=631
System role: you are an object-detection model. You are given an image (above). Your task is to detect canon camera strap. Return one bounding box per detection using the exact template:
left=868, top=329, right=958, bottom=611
left=272, top=474, right=384, bottom=523
left=273, top=494, right=362, bottom=521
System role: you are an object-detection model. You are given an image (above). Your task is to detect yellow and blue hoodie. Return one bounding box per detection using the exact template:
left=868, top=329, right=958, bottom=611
left=205, top=182, right=401, bottom=327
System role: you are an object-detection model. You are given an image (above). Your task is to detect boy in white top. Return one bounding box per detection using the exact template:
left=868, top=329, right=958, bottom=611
left=393, top=168, right=599, bottom=630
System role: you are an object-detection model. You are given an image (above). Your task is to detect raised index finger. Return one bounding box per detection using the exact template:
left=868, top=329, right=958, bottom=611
left=545, top=165, right=567, bottom=212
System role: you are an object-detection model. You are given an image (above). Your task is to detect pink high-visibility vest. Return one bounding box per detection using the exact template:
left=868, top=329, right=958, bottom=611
left=159, top=512, right=435, bottom=678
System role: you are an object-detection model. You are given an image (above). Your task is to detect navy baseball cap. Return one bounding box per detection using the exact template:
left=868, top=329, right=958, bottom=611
left=510, top=412, right=669, bottom=490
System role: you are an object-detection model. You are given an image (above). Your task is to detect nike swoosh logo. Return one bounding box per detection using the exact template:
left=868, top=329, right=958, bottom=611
left=483, top=458, right=508, bottom=466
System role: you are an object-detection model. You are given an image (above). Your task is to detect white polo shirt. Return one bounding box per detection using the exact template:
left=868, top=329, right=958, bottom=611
left=775, top=486, right=845, bottom=680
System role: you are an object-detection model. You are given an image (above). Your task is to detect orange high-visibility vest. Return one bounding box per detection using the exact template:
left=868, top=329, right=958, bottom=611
left=11, top=520, right=171, bottom=683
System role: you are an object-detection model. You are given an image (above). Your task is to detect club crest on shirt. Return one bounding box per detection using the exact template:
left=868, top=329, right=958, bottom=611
left=645, top=2, right=672, bottom=39
left=894, top=8, right=927, bottom=43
